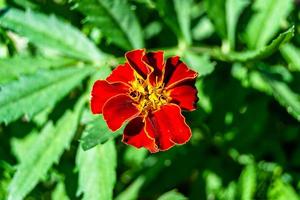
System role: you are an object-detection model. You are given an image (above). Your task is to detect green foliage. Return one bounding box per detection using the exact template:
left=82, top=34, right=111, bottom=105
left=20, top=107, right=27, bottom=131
left=244, top=0, right=293, bottom=49
left=76, top=140, right=117, bottom=200
left=52, top=181, right=70, bottom=200
left=209, top=26, right=294, bottom=62
left=268, top=179, right=299, bottom=200
left=156, top=0, right=192, bottom=44
left=0, top=55, right=75, bottom=83
left=0, top=0, right=299, bottom=199
left=7, top=97, right=84, bottom=200
left=0, top=8, right=104, bottom=62
left=239, top=164, right=256, bottom=200
left=280, top=44, right=300, bottom=71
left=80, top=113, right=124, bottom=151
left=226, top=0, right=249, bottom=50
left=74, top=0, right=144, bottom=50
left=204, top=0, right=226, bottom=39
left=157, top=190, right=187, bottom=200
left=265, top=78, right=300, bottom=121
left=0, top=67, right=93, bottom=124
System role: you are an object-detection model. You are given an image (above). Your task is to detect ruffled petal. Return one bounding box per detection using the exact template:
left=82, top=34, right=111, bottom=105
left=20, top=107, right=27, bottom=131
left=142, top=51, right=164, bottom=73
left=90, top=80, right=129, bottom=114
left=103, top=94, right=140, bottom=131
left=145, top=104, right=192, bottom=151
left=169, top=83, right=198, bottom=111
left=142, top=51, right=165, bottom=85
left=106, top=63, right=135, bottom=85
left=122, top=117, right=158, bottom=153
left=164, top=56, right=197, bottom=89
left=125, top=49, right=150, bottom=79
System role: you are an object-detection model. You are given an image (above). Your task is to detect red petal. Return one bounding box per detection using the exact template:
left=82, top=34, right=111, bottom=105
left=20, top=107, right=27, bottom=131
left=145, top=104, right=192, bottom=151
left=122, top=117, right=158, bottom=153
left=106, top=63, right=135, bottom=85
left=142, top=51, right=164, bottom=72
left=164, top=56, right=197, bottom=89
left=103, top=94, right=140, bottom=131
left=142, top=51, right=165, bottom=85
left=125, top=49, right=150, bottom=79
left=91, top=80, right=129, bottom=114
left=169, top=83, right=198, bottom=111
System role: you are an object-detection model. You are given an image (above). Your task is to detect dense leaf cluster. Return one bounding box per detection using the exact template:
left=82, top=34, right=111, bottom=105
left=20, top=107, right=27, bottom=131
left=0, top=0, right=299, bottom=199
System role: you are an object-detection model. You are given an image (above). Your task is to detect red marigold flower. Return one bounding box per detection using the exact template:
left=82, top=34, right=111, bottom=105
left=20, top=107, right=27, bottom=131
left=91, top=49, right=198, bottom=153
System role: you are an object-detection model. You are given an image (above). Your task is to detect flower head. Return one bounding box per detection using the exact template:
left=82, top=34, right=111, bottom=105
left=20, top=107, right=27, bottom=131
left=91, top=49, right=198, bottom=153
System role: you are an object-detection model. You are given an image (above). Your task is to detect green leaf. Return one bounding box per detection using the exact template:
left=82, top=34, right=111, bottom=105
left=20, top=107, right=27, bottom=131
left=11, top=130, right=39, bottom=162
left=124, top=147, right=148, bottom=168
left=280, top=44, right=300, bottom=71
left=208, top=26, right=294, bottom=62
left=144, top=21, right=163, bottom=40
left=0, top=56, right=75, bottom=84
left=7, top=97, right=84, bottom=200
left=0, top=67, right=93, bottom=124
left=204, top=0, right=226, bottom=38
left=76, top=140, right=117, bottom=200
left=239, top=164, right=256, bottom=200
left=52, top=181, right=70, bottom=200
left=226, top=0, right=249, bottom=50
left=115, top=176, right=146, bottom=200
left=173, top=0, right=192, bottom=45
left=268, top=179, right=299, bottom=200
left=157, top=190, right=187, bottom=200
left=182, top=51, right=215, bottom=76
left=156, top=0, right=192, bottom=44
left=74, top=0, right=144, bottom=50
left=80, top=116, right=123, bottom=151
left=244, top=0, right=293, bottom=49
left=264, top=77, right=300, bottom=122
left=192, top=17, right=214, bottom=41
left=0, top=8, right=104, bottom=62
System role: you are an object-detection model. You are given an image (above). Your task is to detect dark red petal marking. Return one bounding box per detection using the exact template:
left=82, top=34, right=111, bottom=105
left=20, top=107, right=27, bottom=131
left=164, top=56, right=197, bottom=89
left=142, top=51, right=164, bottom=72
left=103, top=94, right=140, bottom=131
left=169, top=84, right=198, bottom=111
left=123, top=117, right=158, bottom=153
left=91, top=80, right=129, bottom=114
left=145, top=104, right=192, bottom=151
left=106, top=63, right=135, bottom=85
left=142, top=51, right=165, bottom=85
left=125, top=49, right=149, bottom=79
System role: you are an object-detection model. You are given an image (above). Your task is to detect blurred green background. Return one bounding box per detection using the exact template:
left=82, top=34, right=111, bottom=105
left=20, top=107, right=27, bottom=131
left=0, top=0, right=300, bottom=199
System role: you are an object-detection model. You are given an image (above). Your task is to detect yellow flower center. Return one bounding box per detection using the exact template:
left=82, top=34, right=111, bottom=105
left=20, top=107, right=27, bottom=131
left=129, top=73, right=170, bottom=115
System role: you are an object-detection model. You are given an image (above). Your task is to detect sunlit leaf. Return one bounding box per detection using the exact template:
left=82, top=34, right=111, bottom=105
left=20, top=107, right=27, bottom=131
left=244, top=0, right=293, bottom=49
left=204, top=0, right=226, bottom=38
left=7, top=97, right=85, bottom=200
left=280, top=43, right=300, bottom=71
left=52, top=181, right=70, bottom=200
left=0, top=8, right=104, bottom=62
left=74, top=0, right=144, bottom=50
left=76, top=140, right=117, bottom=200
left=182, top=51, right=215, bottom=76
left=11, top=130, right=38, bottom=162
left=239, top=164, right=256, bottom=200
left=268, top=179, right=299, bottom=200
left=192, top=17, right=214, bottom=41
left=265, top=77, right=300, bottom=122
left=80, top=116, right=123, bottom=151
left=0, top=67, right=93, bottom=124
left=0, top=56, right=75, bottom=84
left=156, top=0, right=192, bottom=44
left=226, top=0, right=249, bottom=50
left=157, top=190, right=187, bottom=200
left=208, top=26, right=294, bottom=62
